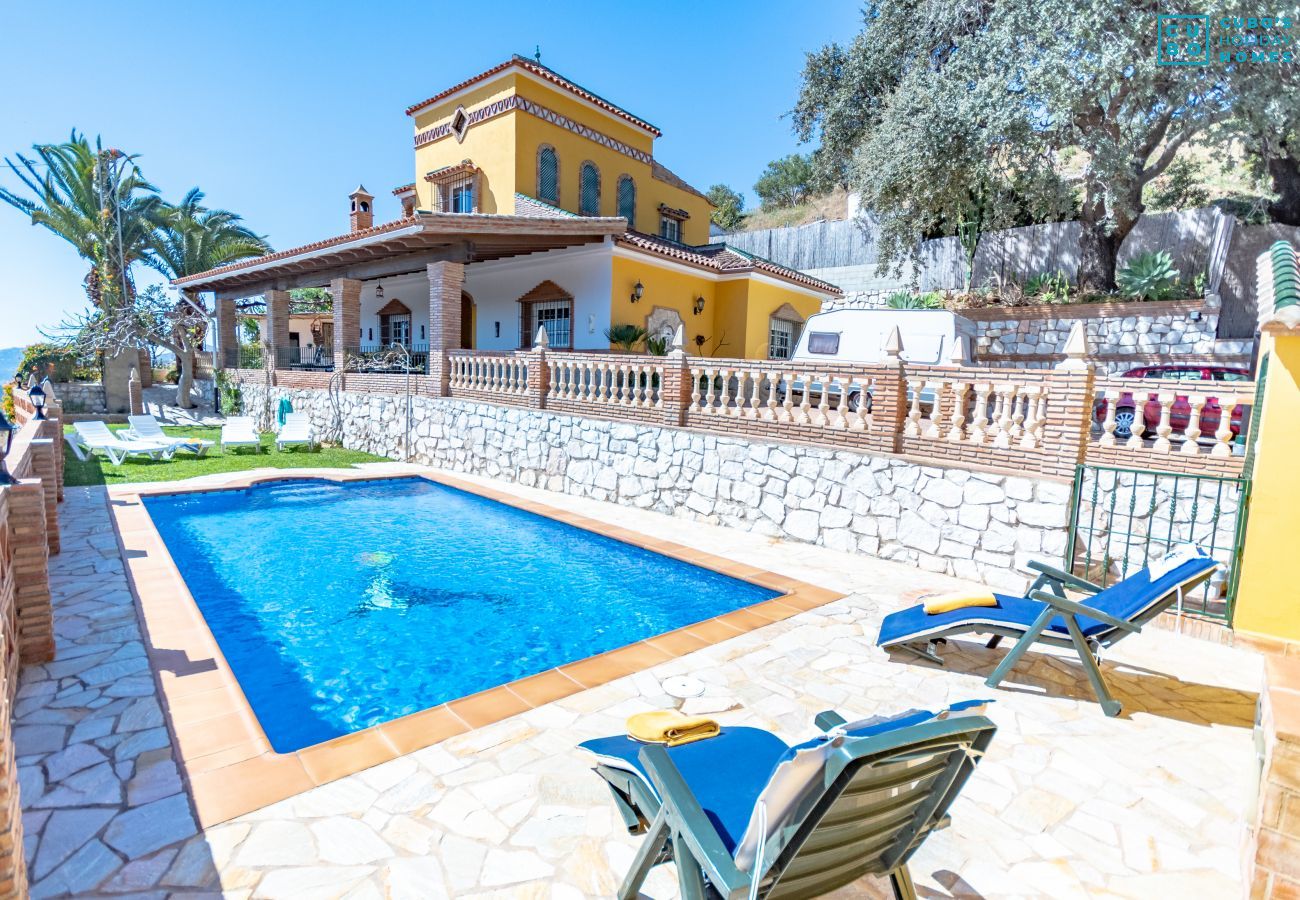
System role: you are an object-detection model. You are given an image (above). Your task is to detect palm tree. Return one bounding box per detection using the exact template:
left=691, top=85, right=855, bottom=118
left=604, top=323, right=648, bottom=352
left=146, top=189, right=271, bottom=407
left=1, top=131, right=164, bottom=310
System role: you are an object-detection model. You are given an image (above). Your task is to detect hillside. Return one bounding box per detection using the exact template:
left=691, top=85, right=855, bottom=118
left=0, top=348, right=22, bottom=382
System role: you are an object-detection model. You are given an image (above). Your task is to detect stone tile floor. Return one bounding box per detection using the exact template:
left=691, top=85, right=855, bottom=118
left=16, top=467, right=1263, bottom=898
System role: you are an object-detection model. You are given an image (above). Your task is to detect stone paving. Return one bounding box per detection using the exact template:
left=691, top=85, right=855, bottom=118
left=16, top=470, right=1263, bottom=898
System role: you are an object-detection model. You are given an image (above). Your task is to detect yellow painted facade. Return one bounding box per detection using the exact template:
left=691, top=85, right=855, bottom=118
left=405, top=59, right=835, bottom=358
left=1232, top=332, right=1300, bottom=642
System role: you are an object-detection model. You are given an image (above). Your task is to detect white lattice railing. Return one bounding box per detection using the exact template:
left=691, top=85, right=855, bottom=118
left=901, top=375, right=1050, bottom=450
left=548, top=357, right=664, bottom=408
left=687, top=365, right=877, bottom=430
left=1092, top=379, right=1253, bottom=458
left=448, top=354, right=529, bottom=397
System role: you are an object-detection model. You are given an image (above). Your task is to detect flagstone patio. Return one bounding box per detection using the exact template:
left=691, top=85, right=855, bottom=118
left=15, top=468, right=1262, bottom=898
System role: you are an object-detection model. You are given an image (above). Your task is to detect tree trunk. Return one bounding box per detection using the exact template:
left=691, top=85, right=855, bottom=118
left=1267, top=152, right=1300, bottom=226
left=1077, top=222, right=1123, bottom=291
left=175, top=350, right=195, bottom=410
left=1076, top=177, right=1142, bottom=292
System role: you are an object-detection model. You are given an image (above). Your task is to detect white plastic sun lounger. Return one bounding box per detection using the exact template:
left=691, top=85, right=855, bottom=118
left=276, top=412, right=315, bottom=452
left=68, top=421, right=172, bottom=467
left=126, top=415, right=213, bottom=457
left=220, top=416, right=261, bottom=452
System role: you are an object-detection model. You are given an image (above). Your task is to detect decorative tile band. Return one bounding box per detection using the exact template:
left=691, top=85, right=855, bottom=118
left=414, top=95, right=652, bottom=165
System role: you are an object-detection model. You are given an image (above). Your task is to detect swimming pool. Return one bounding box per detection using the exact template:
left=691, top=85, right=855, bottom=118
left=142, top=476, right=779, bottom=752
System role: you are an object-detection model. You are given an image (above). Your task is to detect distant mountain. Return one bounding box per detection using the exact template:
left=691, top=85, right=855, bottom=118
left=0, top=348, right=22, bottom=382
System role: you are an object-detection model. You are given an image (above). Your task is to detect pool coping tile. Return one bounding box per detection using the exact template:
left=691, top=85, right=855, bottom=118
left=105, top=466, right=845, bottom=824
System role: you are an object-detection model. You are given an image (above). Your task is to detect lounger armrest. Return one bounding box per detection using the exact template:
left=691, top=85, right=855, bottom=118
left=1026, top=560, right=1103, bottom=594
left=1028, top=590, right=1141, bottom=633
left=638, top=744, right=749, bottom=893
left=815, top=710, right=848, bottom=731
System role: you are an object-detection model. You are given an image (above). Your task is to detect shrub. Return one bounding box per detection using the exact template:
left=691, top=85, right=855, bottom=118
left=1023, top=270, right=1071, bottom=303
left=1117, top=251, right=1181, bottom=300
left=604, top=323, right=647, bottom=351
left=2, top=383, right=13, bottom=420
left=15, top=343, right=98, bottom=383
left=214, top=371, right=242, bottom=415
left=886, top=291, right=944, bottom=310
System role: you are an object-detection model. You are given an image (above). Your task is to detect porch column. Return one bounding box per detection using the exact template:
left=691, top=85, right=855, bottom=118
left=264, top=289, right=290, bottom=371
left=427, top=261, right=465, bottom=396
left=216, top=297, right=237, bottom=370
left=330, top=278, right=361, bottom=372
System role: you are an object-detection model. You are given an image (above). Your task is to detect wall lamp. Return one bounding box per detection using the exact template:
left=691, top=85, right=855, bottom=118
left=693, top=296, right=705, bottom=316
left=630, top=280, right=644, bottom=304
left=0, top=408, right=14, bottom=485
left=28, top=381, right=47, bottom=420
left=375, top=281, right=385, bottom=299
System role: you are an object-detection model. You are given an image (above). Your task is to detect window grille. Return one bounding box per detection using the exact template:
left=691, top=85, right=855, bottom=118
left=521, top=299, right=573, bottom=349
left=769, top=317, right=799, bottom=359
left=579, top=162, right=601, bottom=216
left=659, top=216, right=682, bottom=243
left=538, top=146, right=559, bottom=205
left=617, top=175, right=636, bottom=228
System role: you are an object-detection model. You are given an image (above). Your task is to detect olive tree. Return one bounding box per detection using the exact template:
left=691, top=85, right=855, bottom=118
left=794, top=0, right=1238, bottom=289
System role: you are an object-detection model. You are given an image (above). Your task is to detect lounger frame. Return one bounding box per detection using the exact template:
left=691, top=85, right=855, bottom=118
left=598, top=714, right=996, bottom=900
left=886, top=560, right=1217, bottom=717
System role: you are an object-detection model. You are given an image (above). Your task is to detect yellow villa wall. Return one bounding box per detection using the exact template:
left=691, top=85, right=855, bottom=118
left=409, top=66, right=710, bottom=241
left=609, top=254, right=826, bottom=359
left=412, top=76, right=521, bottom=214
left=1234, top=333, right=1300, bottom=642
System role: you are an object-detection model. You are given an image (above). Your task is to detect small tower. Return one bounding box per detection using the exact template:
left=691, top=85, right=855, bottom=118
left=349, top=185, right=374, bottom=232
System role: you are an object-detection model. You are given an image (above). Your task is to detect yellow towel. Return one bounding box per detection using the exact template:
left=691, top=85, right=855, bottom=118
left=922, top=590, right=999, bottom=615
left=627, top=710, right=721, bottom=747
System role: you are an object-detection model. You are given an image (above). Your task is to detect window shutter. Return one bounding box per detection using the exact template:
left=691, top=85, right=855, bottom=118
left=617, top=176, right=636, bottom=228
left=580, top=163, right=600, bottom=216
left=538, top=147, right=558, bottom=205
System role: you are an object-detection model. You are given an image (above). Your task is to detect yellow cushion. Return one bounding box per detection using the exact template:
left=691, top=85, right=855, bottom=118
left=626, top=710, right=721, bottom=748
left=922, top=590, right=999, bottom=615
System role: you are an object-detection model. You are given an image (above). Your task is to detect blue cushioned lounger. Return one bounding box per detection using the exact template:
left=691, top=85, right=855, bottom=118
left=579, top=702, right=995, bottom=899
left=876, top=551, right=1220, bottom=716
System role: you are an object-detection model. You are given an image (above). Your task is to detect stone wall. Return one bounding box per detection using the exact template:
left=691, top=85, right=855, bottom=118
left=45, top=382, right=105, bottom=414
left=241, top=383, right=1071, bottom=591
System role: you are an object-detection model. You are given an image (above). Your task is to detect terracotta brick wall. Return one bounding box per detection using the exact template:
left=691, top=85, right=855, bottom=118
left=0, top=486, right=26, bottom=899
left=1249, top=655, right=1300, bottom=897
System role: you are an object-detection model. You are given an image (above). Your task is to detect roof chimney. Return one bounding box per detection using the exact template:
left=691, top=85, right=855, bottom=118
left=349, top=185, right=374, bottom=232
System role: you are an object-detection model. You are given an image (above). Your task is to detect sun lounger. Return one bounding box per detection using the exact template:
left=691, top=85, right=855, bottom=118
left=220, top=416, right=261, bottom=453
left=877, top=548, right=1220, bottom=716
left=275, top=412, right=314, bottom=452
left=126, top=415, right=212, bottom=457
left=580, top=701, right=995, bottom=899
left=67, top=421, right=172, bottom=467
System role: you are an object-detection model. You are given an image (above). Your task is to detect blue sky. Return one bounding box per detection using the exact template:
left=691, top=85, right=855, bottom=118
left=0, top=0, right=863, bottom=347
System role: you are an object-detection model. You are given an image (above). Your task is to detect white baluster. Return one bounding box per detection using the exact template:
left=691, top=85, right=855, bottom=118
left=1180, top=395, right=1205, bottom=455
left=797, top=374, right=813, bottom=424
left=765, top=371, right=779, bottom=420
left=1211, top=395, right=1237, bottom=458
left=1019, top=386, right=1043, bottom=449
left=1126, top=392, right=1147, bottom=449
left=992, top=385, right=1016, bottom=449
left=948, top=382, right=969, bottom=442
left=747, top=370, right=762, bottom=418
left=923, top=381, right=945, bottom=440
left=689, top=368, right=702, bottom=411
left=1008, top=386, right=1025, bottom=441
left=1152, top=392, right=1175, bottom=453
left=968, top=384, right=991, bottom=444
left=903, top=377, right=923, bottom=437
left=1099, top=388, right=1119, bottom=446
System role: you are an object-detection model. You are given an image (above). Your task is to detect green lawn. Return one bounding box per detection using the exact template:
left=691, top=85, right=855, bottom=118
left=62, top=423, right=386, bottom=486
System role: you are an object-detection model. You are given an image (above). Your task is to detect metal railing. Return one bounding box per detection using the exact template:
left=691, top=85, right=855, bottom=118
left=224, top=346, right=264, bottom=370
left=1067, top=464, right=1250, bottom=622
left=275, top=346, right=335, bottom=372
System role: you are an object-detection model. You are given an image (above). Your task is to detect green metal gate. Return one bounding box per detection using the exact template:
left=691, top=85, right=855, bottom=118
left=1066, top=464, right=1251, bottom=622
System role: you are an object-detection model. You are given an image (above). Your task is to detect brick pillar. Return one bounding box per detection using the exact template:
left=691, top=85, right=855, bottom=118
left=264, top=290, right=290, bottom=371
left=137, top=349, right=153, bottom=388
left=331, top=278, right=362, bottom=373
left=27, top=433, right=58, bottom=556
left=526, top=329, right=549, bottom=409
left=8, top=481, right=54, bottom=664
left=216, top=297, right=237, bottom=371
left=0, top=485, right=28, bottom=897
left=427, top=261, right=465, bottom=397
left=662, top=349, right=691, bottom=427
left=1041, top=323, right=1096, bottom=479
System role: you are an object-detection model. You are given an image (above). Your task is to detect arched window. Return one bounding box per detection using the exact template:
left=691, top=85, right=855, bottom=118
left=537, top=146, right=559, bottom=205
left=616, top=175, right=636, bottom=228
left=579, top=162, right=601, bottom=216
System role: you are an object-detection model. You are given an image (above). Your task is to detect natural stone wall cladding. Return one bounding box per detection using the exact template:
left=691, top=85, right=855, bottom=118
left=44, top=383, right=105, bottom=414
left=975, top=310, right=1224, bottom=357
left=242, top=385, right=1071, bottom=591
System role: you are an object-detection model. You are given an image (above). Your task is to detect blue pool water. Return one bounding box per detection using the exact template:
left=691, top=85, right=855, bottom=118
left=142, top=477, right=778, bottom=752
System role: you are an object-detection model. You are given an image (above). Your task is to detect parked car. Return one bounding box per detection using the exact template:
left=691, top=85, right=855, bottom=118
left=1093, top=364, right=1252, bottom=440
left=783, top=309, right=977, bottom=411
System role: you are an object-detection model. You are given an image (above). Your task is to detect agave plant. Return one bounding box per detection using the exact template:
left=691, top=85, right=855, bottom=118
left=604, top=323, right=647, bottom=351
left=645, top=335, right=669, bottom=356
left=1023, top=270, right=1070, bottom=302
left=1117, top=251, right=1181, bottom=301
left=886, top=291, right=944, bottom=310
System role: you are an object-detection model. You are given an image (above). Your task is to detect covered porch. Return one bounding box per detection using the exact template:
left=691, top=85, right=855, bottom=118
left=174, top=212, right=626, bottom=385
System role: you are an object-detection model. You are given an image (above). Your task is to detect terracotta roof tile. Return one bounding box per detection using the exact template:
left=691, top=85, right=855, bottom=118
left=391, top=183, right=416, bottom=195
left=650, top=161, right=708, bottom=202
left=405, top=56, right=661, bottom=136
left=616, top=232, right=840, bottom=295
